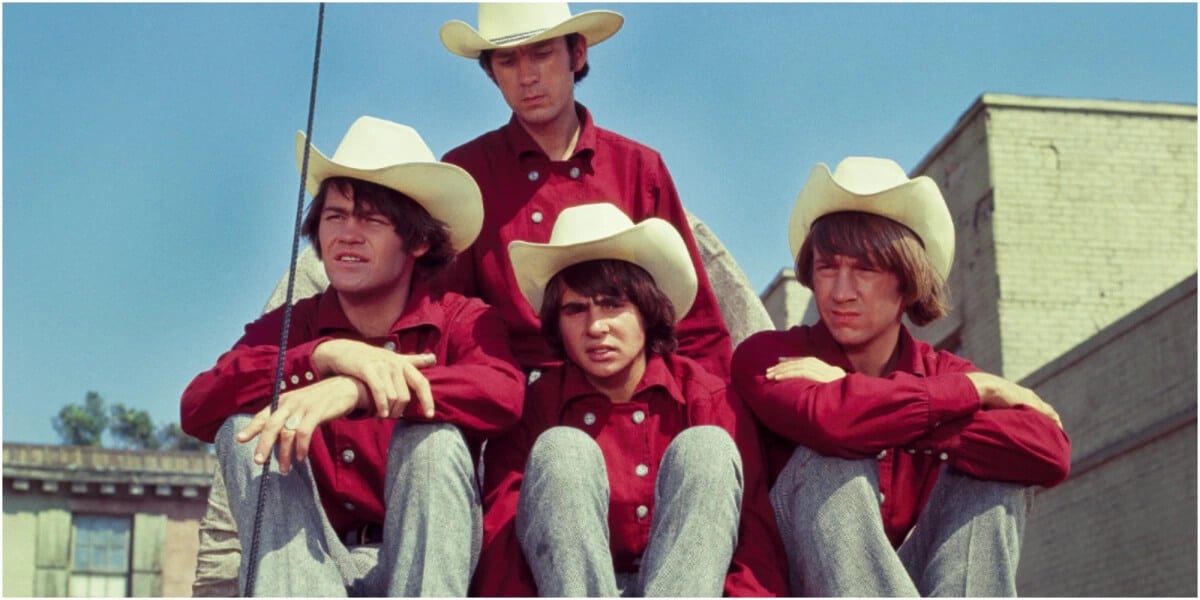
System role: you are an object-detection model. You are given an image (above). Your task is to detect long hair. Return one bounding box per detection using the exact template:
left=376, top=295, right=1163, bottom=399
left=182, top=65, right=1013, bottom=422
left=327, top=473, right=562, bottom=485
left=795, top=211, right=949, bottom=326
left=538, top=259, right=677, bottom=358
left=301, top=177, right=454, bottom=275
left=478, top=33, right=590, bottom=83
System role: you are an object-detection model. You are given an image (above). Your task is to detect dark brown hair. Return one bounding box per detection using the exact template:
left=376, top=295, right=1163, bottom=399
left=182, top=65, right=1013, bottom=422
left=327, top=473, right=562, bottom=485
left=301, top=177, right=454, bottom=275
left=539, top=259, right=677, bottom=358
left=478, top=33, right=590, bottom=83
left=795, top=211, right=949, bottom=326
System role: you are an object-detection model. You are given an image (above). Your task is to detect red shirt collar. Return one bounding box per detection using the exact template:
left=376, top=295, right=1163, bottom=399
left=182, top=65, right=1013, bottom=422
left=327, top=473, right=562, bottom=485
left=313, top=277, right=446, bottom=338
left=500, top=102, right=598, bottom=160
left=808, top=320, right=929, bottom=378
left=560, top=352, right=688, bottom=406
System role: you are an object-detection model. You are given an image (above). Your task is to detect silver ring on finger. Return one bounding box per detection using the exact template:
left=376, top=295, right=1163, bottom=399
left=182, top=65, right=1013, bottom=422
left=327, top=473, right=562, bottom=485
left=284, top=415, right=301, bottom=431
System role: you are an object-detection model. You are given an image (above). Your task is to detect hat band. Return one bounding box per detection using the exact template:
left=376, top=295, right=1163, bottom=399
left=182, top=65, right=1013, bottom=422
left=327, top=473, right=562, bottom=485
left=487, top=27, right=549, bottom=45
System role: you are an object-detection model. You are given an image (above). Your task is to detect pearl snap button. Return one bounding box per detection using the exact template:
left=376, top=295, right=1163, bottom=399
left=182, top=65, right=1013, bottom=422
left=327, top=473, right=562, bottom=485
left=583, top=412, right=596, bottom=426
left=569, top=166, right=581, bottom=179
left=383, top=341, right=396, bottom=351
left=528, top=171, right=539, bottom=182
left=290, top=374, right=300, bottom=385
left=342, top=449, right=355, bottom=464
left=939, top=452, right=949, bottom=461
left=632, top=410, right=646, bottom=424
left=304, top=371, right=314, bottom=381
left=877, top=449, right=887, bottom=459
left=531, top=211, right=544, bottom=224
left=344, top=501, right=356, bottom=511
left=635, top=464, right=649, bottom=477
left=636, top=505, right=649, bottom=519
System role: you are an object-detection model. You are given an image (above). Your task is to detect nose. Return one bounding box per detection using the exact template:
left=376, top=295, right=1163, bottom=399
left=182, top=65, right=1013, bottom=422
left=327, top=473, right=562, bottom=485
left=333, top=216, right=366, bottom=243
left=586, top=307, right=608, bottom=337
left=517, top=55, right=538, bottom=85
left=831, top=268, right=857, bottom=302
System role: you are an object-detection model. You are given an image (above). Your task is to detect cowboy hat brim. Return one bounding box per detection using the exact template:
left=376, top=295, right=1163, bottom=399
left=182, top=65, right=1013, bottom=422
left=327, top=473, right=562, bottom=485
left=440, top=10, right=623, bottom=59
left=296, top=132, right=483, bottom=254
left=788, top=162, right=955, bottom=280
left=509, top=218, right=697, bottom=323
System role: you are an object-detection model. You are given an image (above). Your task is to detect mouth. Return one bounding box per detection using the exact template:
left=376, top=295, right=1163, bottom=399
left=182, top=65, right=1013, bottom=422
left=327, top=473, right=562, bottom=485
left=332, top=252, right=368, bottom=265
left=585, top=346, right=615, bottom=360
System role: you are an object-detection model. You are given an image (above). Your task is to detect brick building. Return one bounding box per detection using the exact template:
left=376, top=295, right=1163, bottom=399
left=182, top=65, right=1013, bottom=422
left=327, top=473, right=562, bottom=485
left=3, top=444, right=218, bottom=597
left=762, top=93, right=1198, bottom=595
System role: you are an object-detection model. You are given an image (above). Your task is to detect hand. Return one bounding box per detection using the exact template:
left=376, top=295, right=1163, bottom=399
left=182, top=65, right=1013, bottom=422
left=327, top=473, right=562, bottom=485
left=312, top=339, right=437, bottom=419
left=236, top=375, right=365, bottom=474
left=966, top=372, right=1063, bottom=429
left=767, top=356, right=848, bottom=383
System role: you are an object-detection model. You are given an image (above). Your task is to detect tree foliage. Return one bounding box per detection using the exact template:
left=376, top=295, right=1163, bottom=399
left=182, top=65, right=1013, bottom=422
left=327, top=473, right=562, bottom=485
left=52, top=391, right=210, bottom=452
left=53, top=391, right=109, bottom=446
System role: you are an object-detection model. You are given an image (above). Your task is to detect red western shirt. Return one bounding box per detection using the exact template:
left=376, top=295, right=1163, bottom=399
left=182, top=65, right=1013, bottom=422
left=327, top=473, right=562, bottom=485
left=440, top=104, right=733, bottom=378
left=731, top=322, right=1071, bottom=547
left=180, top=281, right=525, bottom=536
left=472, top=353, right=788, bottom=597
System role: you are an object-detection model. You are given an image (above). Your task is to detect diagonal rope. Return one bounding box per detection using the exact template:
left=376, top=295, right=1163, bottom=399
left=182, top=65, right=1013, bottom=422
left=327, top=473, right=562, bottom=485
left=244, top=3, right=325, bottom=595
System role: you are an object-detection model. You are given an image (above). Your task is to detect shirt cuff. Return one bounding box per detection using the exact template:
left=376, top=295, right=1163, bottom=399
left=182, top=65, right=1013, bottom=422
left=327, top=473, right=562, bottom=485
left=923, top=373, right=980, bottom=430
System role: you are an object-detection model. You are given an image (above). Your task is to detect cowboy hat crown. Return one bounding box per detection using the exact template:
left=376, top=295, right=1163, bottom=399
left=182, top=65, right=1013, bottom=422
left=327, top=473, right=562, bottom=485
left=440, top=2, right=624, bottom=59
left=296, top=116, right=483, bottom=253
left=788, top=156, right=956, bottom=280
left=509, top=203, right=697, bottom=322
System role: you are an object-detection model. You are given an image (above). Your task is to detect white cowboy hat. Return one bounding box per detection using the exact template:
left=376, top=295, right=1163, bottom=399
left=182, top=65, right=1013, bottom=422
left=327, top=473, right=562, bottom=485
left=509, top=203, right=697, bottom=322
left=788, top=156, right=955, bottom=280
left=440, top=2, right=623, bottom=59
left=295, top=116, right=483, bottom=253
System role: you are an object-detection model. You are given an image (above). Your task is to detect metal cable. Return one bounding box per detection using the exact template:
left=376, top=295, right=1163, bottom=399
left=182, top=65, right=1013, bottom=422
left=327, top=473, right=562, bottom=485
left=244, top=3, right=325, bottom=595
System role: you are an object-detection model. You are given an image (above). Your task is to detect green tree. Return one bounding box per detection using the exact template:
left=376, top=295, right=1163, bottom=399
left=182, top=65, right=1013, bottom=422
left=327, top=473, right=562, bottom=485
left=158, top=422, right=211, bottom=452
left=53, top=391, right=110, bottom=446
left=109, top=403, right=161, bottom=450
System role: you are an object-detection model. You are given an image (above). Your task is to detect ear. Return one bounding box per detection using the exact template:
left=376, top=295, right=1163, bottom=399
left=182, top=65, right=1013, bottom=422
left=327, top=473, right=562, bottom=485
left=570, top=36, right=588, bottom=74
left=408, top=241, right=431, bottom=259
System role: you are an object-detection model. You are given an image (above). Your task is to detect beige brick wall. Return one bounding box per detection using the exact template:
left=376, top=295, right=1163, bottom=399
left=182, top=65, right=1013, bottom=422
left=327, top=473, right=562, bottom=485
left=983, top=97, right=1197, bottom=380
left=1017, top=274, right=1196, bottom=596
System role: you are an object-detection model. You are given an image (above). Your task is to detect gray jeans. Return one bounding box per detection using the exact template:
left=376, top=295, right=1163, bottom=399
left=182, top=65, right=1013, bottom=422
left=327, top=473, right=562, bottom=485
left=216, top=416, right=481, bottom=597
left=770, top=445, right=1031, bottom=597
left=516, top=425, right=743, bottom=597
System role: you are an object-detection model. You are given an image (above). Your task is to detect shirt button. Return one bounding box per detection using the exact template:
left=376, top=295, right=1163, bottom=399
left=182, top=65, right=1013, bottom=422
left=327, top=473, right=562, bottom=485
left=569, top=166, right=581, bottom=179
left=280, top=381, right=287, bottom=391
left=907, top=448, right=916, bottom=454
left=632, top=410, right=646, bottom=424
left=304, top=371, right=314, bottom=381
left=939, top=452, right=949, bottom=461
left=383, top=341, right=396, bottom=351
left=635, top=464, right=649, bottom=477
left=341, top=449, right=355, bottom=464
left=879, top=493, right=886, bottom=505
left=924, top=449, right=933, bottom=455
left=582, top=412, right=596, bottom=426
left=290, top=374, right=300, bottom=385
left=636, top=505, right=649, bottom=519
left=531, top=211, right=544, bottom=224
left=528, top=170, right=539, bottom=182
left=876, top=449, right=887, bottom=460
left=934, top=421, right=942, bottom=427
left=344, top=501, right=356, bottom=511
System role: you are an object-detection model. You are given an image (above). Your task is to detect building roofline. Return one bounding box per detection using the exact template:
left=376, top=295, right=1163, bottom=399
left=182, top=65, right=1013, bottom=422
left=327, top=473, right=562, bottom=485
left=761, top=267, right=797, bottom=299
left=3, top=443, right=218, bottom=487
left=912, top=93, right=1197, bottom=176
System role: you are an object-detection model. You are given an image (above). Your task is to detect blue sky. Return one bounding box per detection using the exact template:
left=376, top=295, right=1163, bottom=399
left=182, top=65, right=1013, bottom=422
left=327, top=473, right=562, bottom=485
left=3, top=2, right=1196, bottom=445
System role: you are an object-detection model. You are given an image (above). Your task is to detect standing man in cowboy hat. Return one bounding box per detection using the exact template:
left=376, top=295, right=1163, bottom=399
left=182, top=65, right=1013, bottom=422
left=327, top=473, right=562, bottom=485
left=471, top=203, right=787, bottom=597
left=180, top=116, right=525, bottom=596
left=437, top=3, right=735, bottom=380
left=731, top=157, right=1071, bottom=596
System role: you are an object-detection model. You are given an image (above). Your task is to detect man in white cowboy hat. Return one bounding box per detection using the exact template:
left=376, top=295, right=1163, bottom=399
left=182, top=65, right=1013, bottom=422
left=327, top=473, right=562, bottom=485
left=437, top=3, right=735, bottom=380
left=180, top=116, right=525, bottom=596
left=732, top=157, right=1071, bottom=596
left=471, top=203, right=787, bottom=597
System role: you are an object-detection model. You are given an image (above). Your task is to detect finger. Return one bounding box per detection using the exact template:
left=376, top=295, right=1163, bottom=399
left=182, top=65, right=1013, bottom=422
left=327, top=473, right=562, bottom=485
left=275, top=430, right=295, bottom=474
left=365, top=371, right=396, bottom=418
left=407, top=366, right=434, bottom=418
left=237, top=407, right=271, bottom=443
left=294, top=419, right=313, bottom=465
left=253, top=412, right=285, bottom=467
left=413, top=352, right=437, bottom=369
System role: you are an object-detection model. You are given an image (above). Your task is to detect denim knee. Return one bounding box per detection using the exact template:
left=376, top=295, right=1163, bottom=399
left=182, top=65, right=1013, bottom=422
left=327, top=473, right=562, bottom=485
left=660, top=426, right=742, bottom=486
left=526, top=426, right=606, bottom=484
left=388, top=422, right=471, bottom=466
